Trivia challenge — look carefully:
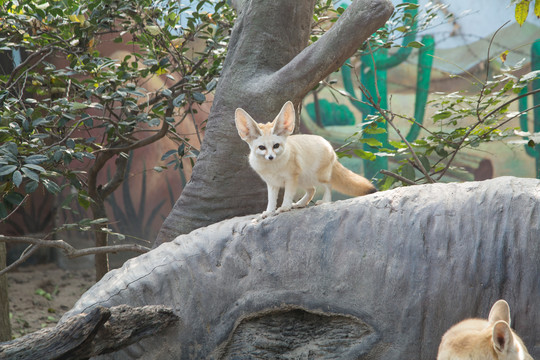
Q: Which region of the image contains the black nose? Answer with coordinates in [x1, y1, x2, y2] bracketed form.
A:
[268, 155, 274, 160]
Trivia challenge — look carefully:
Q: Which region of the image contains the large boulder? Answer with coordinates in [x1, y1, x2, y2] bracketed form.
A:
[61, 176, 540, 359]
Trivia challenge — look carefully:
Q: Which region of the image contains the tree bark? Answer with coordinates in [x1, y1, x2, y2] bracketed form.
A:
[0, 242, 11, 342]
[92, 201, 109, 281]
[0, 305, 178, 360]
[156, 0, 394, 245]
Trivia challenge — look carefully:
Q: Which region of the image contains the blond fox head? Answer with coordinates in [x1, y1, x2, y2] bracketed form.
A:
[437, 300, 533, 360]
[235, 101, 295, 161]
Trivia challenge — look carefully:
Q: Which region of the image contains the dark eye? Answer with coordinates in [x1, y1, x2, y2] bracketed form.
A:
[258, 145, 266, 150]
[273, 143, 280, 149]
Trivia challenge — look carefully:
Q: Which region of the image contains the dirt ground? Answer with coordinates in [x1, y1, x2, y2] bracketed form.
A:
[6, 263, 95, 338]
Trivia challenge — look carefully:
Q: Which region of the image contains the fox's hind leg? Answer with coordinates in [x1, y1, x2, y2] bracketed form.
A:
[316, 161, 333, 205]
[293, 187, 316, 208]
[315, 183, 332, 205]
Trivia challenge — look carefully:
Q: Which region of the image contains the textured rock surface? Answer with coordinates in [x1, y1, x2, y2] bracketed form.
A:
[62, 176, 540, 359]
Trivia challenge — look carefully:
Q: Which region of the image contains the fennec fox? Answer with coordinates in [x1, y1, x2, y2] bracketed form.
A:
[235, 101, 376, 217]
[437, 299, 533, 360]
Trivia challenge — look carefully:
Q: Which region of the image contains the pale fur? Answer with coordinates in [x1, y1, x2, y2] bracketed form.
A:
[235, 101, 376, 217]
[437, 300, 532, 360]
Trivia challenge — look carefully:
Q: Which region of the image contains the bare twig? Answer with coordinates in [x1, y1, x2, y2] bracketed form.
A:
[0, 244, 40, 277]
[5, 48, 54, 90]
[0, 235, 150, 275]
[477, 21, 510, 112]
[0, 195, 29, 223]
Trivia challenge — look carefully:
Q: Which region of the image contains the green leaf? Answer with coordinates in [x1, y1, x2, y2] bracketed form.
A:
[25, 180, 39, 193]
[0, 202, 7, 219]
[70, 102, 89, 111]
[42, 179, 61, 194]
[361, 138, 383, 147]
[78, 193, 91, 209]
[406, 41, 425, 48]
[161, 89, 172, 98]
[419, 155, 430, 173]
[206, 79, 218, 91]
[363, 126, 386, 135]
[192, 92, 206, 103]
[515, 0, 530, 26]
[21, 167, 39, 182]
[25, 154, 48, 164]
[433, 111, 452, 122]
[0, 165, 17, 176]
[389, 140, 407, 149]
[401, 164, 416, 182]
[353, 149, 376, 161]
[173, 94, 185, 107]
[32, 118, 51, 127]
[178, 143, 185, 157]
[161, 149, 177, 160]
[12, 170, 22, 187]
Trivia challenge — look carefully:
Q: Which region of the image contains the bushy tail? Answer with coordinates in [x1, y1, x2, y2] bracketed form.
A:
[331, 161, 377, 196]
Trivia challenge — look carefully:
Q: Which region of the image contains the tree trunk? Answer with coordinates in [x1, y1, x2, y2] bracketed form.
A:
[0, 305, 178, 360]
[156, 0, 394, 245]
[92, 201, 109, 281]
[0, 242, 10, 341]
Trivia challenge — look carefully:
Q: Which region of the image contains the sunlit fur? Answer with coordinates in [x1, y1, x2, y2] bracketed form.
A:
[437, 300, 533, 360]
[235, 101, 376, 218]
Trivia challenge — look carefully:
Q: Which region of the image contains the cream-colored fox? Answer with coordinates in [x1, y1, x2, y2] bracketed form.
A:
[235, 101, 376, 217]
[437, 299, 533, 360]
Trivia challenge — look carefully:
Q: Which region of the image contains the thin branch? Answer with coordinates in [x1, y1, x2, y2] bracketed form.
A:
[358, 83, 435, 183]
[0, 195, 29, 223]
[100, 153, 129, 199]
[5, 48, 53, 89]
[367, 42, 382, 105]
[477, 21, 509, 110]
[480, 88, 540, 123]
[436, 89, 540, 180]
[0, 234, 150, 275]
[0, 244, 40, 277]
[380, 169, 416, 186]
[188, 103, 203, 145]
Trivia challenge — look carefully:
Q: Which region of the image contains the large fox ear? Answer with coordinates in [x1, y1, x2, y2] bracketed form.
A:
[235, 108, 261, 142]
[488, 300, 511, 325]
[492, 321, 514, 354]
[272, 101, 295, 137]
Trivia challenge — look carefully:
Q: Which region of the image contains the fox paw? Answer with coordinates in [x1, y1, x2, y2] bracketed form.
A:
[315, 200, 328, 206]
[276, 205, 292, 213]
[260, 210, 274, 219]
[292, 202, 307, 209]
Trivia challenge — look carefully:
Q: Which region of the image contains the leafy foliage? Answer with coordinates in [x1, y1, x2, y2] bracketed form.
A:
[333, 23, 540, 189]
[0, 0, 235, 278]
[0, 0, 234, 219]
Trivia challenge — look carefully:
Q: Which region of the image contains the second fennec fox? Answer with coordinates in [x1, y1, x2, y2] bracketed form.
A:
[235, 101, 376, 217]
[437, 299, 533, 360]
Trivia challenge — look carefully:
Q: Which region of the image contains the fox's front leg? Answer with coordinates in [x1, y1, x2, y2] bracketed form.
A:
[277, 180, 297, 213]
[261, 184, 279, 218]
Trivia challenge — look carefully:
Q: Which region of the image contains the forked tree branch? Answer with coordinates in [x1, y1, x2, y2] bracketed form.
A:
[0, 235, 150, 276]
[271, 0, 394, 99]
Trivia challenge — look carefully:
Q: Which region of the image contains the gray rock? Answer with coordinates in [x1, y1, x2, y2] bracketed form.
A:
[62, 176, 540, 359]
